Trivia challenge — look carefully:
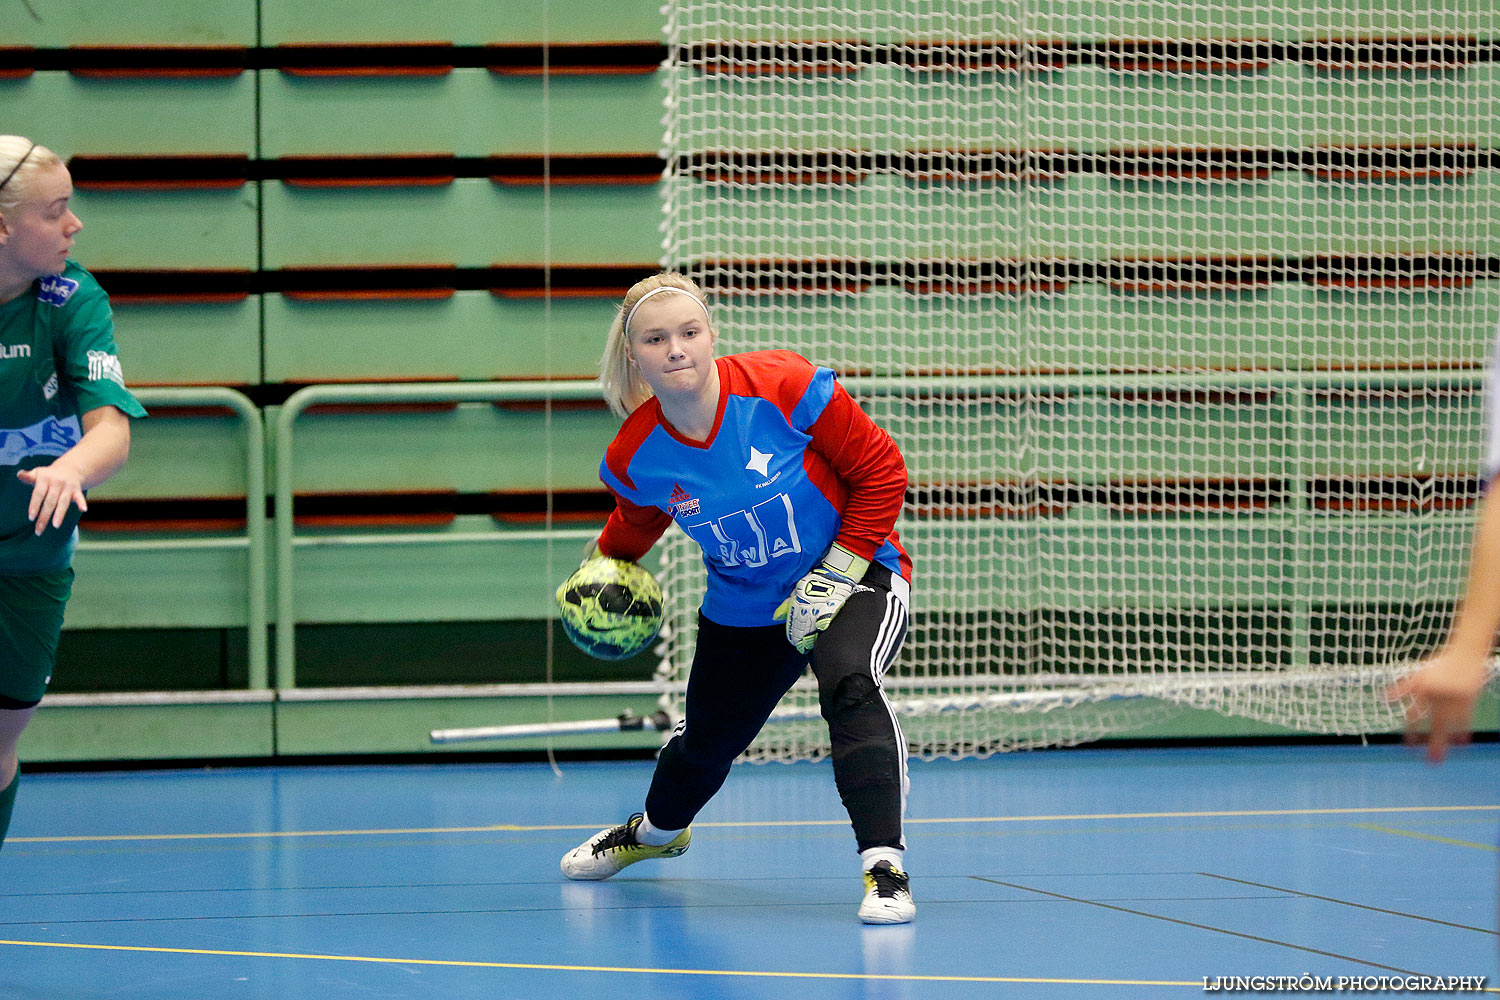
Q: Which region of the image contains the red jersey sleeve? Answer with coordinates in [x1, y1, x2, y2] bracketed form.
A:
[806, 381, 908, 562]
[597, 486, 672, 562]
[595, 402, 673, 561]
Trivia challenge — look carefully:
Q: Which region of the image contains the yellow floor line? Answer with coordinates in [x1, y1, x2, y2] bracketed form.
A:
[10, 804, 1498, 845]
[0, 938, 1197, 987]
[1352, 823, 1500, 852]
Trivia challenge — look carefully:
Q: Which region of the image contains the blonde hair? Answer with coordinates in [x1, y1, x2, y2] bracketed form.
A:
[0, 136, 63, 214]
[600, 271, 714, 419]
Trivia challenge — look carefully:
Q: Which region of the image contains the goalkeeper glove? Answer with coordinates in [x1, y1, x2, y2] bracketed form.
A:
[774, 543, 871, 654]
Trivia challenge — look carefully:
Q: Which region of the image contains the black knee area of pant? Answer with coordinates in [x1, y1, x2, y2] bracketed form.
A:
[821, 673, 899, 787]
[818, 670, 880, 721]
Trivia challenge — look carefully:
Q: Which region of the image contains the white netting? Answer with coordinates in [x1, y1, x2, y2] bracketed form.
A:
[654, 1, 1499, 759]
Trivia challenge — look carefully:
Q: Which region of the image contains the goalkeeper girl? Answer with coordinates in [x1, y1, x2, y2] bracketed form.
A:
[0, 136, 145, 850]
[558, 271, 916, 924]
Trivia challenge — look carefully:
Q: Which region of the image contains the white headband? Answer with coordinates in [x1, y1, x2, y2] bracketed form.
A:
[624, 286, 710, 334]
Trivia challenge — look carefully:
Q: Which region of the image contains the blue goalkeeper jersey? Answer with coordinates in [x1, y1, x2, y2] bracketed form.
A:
[598, 350, 909, 627]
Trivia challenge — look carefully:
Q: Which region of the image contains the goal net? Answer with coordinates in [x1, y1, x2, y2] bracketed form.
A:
[654, 2, 1498, 759]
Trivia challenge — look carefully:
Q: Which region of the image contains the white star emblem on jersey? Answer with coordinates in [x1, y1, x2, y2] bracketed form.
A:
[746, 447, 772, 477]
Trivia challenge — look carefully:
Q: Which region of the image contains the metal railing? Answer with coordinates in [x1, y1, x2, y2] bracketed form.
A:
[72, 385, 268, 692]
[272, 380, 606, 691]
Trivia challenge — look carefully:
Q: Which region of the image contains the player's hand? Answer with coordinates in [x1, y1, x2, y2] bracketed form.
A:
[775, 544, 871, 654]
[16, 463, 87, 535]
[1385, 649, 1490, 763]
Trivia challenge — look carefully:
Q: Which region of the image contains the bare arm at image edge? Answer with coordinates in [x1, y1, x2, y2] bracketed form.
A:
[1386, 488, 1500, 761]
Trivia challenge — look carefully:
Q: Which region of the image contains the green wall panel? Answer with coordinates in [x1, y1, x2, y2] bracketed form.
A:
[71, 186, 259, 271]
[1, 72, 255, 157]
[112, 299, 263, 388]
[286, 524, 643, 626]
[261, 0, 664, 44]
[262, 292, 614, 382]
[93, 411, 253, 501]
[70, 541, 253, 629]
[276, 403, 614, 494]
[261, 179, 660, 267]
[259, 70, 665, 156]
[0, 0, 254, 47]
[21, 700, 275, 763]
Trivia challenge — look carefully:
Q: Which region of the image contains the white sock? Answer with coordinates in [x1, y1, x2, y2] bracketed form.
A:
[861, 847, 905, 873]
[635, 812, 685, 847]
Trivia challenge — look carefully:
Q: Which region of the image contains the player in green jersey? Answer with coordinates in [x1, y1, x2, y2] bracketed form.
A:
[0, 136, 146, 849]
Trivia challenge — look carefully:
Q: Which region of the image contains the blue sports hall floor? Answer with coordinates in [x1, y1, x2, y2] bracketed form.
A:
[2, 743, 1496, 999]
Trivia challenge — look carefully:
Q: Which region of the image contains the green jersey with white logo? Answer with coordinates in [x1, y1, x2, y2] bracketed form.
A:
[0, 260, 145, 573]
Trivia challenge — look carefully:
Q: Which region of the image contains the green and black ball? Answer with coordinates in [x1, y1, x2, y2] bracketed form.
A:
[555, 557, 664, 661]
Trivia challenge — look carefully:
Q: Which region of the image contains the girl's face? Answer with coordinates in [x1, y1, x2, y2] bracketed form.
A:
[0, 161, 81, 286]
[627, 291, 717, 400]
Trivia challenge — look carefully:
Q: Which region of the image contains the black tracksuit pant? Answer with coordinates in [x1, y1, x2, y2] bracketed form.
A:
[643, 563, 910, 852]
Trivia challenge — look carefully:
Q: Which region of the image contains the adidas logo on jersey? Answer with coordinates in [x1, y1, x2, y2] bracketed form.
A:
[668, 483, 700, 518]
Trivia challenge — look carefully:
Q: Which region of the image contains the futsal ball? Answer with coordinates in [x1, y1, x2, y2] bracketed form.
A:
[555, 557, 664, 661]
